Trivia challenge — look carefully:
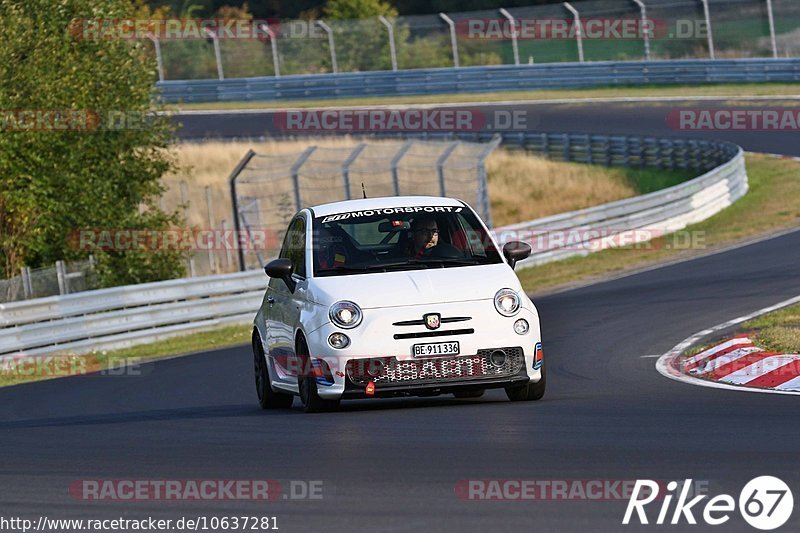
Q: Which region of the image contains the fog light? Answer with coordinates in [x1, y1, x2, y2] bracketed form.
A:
[328, 332, 350, 349]
[489, 349, 507, 368]
[366, 359, 385, 378]
[514, 319, 529, 335]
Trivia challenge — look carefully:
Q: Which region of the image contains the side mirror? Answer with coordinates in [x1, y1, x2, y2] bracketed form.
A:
[503, 241, 532, 269]
[264, 258, 296, 292]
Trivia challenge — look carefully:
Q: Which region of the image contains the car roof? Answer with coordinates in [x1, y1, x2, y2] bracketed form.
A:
[309, 196, 467, 218]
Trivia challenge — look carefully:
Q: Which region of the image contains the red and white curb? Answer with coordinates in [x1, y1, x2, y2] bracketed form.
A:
[683, 335, 800, 391]
[656, 294, 800, 396]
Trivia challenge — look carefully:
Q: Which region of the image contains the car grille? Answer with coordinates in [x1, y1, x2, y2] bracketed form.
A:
[346, 347, 524, 387]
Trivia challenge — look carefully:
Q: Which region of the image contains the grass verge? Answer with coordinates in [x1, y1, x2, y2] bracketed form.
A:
[517, 153, 800, 294]
[165, 83, 800, 111]
[741, 304, 800, 354]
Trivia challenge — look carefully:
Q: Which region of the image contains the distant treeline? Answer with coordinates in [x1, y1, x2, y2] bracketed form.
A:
[145, 0, 564, 19]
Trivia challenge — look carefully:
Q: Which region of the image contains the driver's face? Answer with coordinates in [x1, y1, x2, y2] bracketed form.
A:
[413, 223, 439, 251]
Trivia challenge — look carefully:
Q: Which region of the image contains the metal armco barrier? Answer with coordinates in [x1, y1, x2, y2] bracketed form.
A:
[157, 59, 800, 103]
[0, 133, 747, 356]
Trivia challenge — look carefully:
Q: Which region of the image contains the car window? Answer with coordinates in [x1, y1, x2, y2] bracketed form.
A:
[279, 217, 306, 278]
[312, 205, 502, 277]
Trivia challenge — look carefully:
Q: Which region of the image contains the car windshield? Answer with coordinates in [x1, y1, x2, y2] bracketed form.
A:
[312, 205, 503, 277]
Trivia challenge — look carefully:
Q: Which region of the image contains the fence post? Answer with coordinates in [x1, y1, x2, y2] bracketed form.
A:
[342, 144, 367, 200]
[205, 186, 217, 274]
[436, 142, 460, 196]
[228, 149, 257, 271]
[766, 0, 778, 59]
[378, 16, 398, 71]
[21, 266, 32, 299]
[258, 23, 281, 77]
[390, 140, 414, 195]
[316, 21, 338, 74]
[700, 0, 715, 59]
[631, 0, 651, 61]
[563, 133, 571, 161]
[178, 181, 190, 223]
[439, 13, 460, 68]
[221, 219, 233, 270]
[499, 8, 520, 66]
[290, 146, 317, 212]
[476, 134, 502, 227]
[203, 28, 224, 79]
[563, 3, 585, 63]
[146, 33, 165, 81]
[56, 260, 67, 295]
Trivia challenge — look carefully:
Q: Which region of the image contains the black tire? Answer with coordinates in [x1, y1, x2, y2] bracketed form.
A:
[505, 357, 546, 402]
[253, 333, 293, 409]
[297, 337, 340, 413]
[453, 389, 485, 399]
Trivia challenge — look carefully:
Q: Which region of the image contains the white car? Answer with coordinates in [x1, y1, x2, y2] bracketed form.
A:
[252, 196, 545, 412]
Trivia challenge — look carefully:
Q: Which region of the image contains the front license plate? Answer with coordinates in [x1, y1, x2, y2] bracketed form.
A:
[412, 341, 460, 357]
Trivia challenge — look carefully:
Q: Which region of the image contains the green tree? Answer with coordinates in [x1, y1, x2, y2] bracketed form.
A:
[0, 0, 185, 285]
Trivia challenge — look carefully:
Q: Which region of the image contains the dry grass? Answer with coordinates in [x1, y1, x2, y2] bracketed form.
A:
[163, 139, 643, 230]
[486, 149, 637, 226]
[744, 303, 800, 354]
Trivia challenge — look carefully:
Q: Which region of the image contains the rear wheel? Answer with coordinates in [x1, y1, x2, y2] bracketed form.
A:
[505, 358, 546, 402]
[253, 333, 293, 409]
[297, 337, 340, 413]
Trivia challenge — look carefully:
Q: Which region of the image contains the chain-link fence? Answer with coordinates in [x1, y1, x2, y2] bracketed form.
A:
[0, 258, 99, 304]
[229, 137, 500, 271]
[151, 0, 798, 81]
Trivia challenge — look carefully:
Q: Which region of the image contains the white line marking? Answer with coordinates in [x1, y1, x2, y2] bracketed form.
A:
[776, 376, 800, 391]
[690, 346, 763, 375]
[684, 337, 753, 367]
[718, 355, 800, 385]
[656, 294, 800, 396]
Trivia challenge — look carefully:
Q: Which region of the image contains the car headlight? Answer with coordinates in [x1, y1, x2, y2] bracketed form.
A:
[494, 288, 520, 316]
[329, 300, 363, 329]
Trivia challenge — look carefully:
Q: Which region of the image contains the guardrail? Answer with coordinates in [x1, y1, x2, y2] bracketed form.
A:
[494, 138, 746, 267]
[157, 58, 800, 103]
[0, 132, 747, 357]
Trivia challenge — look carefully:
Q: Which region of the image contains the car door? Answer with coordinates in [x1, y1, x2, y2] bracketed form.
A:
[266, 215, 309, 389]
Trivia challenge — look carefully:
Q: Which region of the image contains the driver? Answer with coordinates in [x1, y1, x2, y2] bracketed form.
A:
[409, 216, 439, 257]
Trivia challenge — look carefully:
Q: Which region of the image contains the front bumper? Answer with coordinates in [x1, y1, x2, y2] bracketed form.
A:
[341, 357, 531, 399]
[303, 300, 542, 400]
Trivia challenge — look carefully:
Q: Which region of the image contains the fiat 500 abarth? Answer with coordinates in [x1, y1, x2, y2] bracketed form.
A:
[252, 196, 545, 412]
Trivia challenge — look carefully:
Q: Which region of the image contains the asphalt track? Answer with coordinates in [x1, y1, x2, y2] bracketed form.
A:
[2, 99, 800, 532]
[174, 98, 800, 156]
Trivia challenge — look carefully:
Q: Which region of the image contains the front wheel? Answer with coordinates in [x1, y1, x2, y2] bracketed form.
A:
[505, 358, 546, 402]
[297, 337, 340, 413]
[253, 333, 293, 409]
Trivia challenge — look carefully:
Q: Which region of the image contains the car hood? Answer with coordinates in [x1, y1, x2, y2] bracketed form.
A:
[308, 263, 521, 309]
